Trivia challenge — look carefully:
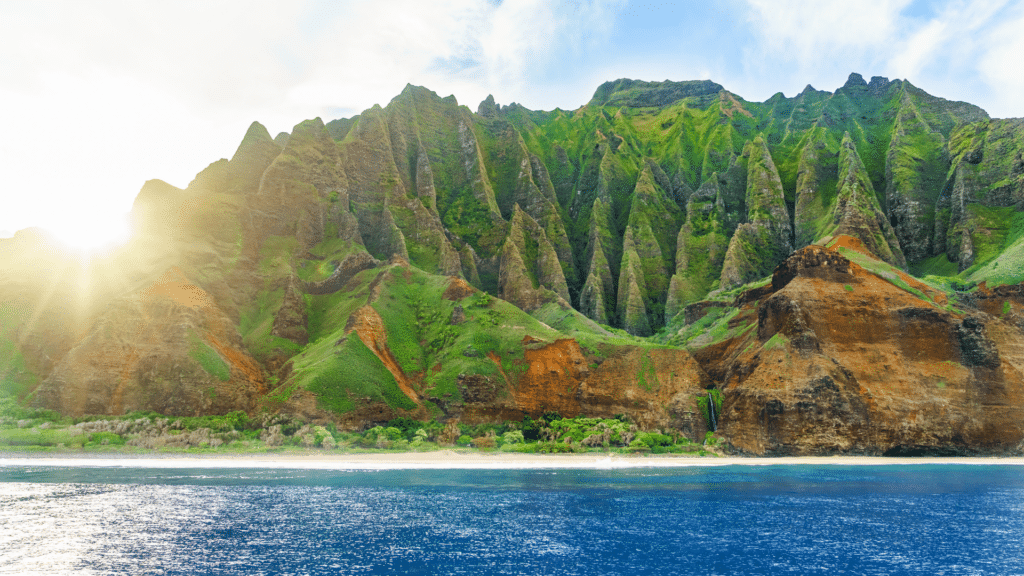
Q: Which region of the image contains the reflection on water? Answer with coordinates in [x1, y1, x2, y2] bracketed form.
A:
[2, 465, 1024, 575]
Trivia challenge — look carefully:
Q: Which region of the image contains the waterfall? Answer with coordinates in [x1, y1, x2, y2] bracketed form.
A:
[707, 391, 717, 432]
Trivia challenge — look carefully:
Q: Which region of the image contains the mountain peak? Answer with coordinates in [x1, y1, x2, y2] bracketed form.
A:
[842, 72, 868, 89]
[478, 94, 498, 117]
[589, 78, 724, 108]
[230, 121, 275, 163]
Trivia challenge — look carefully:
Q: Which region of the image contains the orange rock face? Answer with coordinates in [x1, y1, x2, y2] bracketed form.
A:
[708, 240, 1024, 455]
[33, 268, 265, 417]
[450, 338, 711, 440]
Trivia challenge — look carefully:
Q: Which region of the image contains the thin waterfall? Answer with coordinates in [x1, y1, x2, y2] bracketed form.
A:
[707, 391, 717, 432]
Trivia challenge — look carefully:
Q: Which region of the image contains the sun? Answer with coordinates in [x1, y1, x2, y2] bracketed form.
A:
[42, 212, 132, 256]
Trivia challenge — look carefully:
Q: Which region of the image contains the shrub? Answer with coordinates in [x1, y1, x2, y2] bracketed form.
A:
[627, 439, 650, 452]
[86, 432, 125, 447]
[520, 415, 541, 441]
[472, 436, 496, 449]
[502, 430, 524, 445]
[634, 431, 673, 448]
[386, 417, 424, 440]
[410, 429, 431, 449]
[439, 421, 461, 445]
[312, 425, 335, 448]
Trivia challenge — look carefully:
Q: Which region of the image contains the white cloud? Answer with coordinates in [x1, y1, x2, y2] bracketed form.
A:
[737, 0, 1023, 115]
[889, 19, 948, 79]
[0, 0, 622, 238]
[978, 4, 1024, 118]
[745, 0, 912, 65]
[3, 0, 1020, 241]
[288, 0, 625, 112]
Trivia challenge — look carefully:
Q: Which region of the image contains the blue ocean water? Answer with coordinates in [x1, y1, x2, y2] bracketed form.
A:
[2, 464, 1023, 575]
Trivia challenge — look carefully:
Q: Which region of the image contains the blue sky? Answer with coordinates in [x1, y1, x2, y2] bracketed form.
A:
[2, 0, 1023, 248]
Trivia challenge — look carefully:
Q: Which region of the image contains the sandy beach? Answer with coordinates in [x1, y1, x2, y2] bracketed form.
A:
[2, 450, 1023, 470]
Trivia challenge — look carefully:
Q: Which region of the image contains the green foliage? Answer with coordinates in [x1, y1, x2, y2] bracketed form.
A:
[966, 211, 1024, 286]
[762, 333, 790, 351]
[910, 254, 959, 278]
[0, 396, 55, 422]
[665, 305, 755, 350]
[627, 438, 650, 452]
[187, 334, 231, 382]
[502, 430, 525, 445]
[695, 389, 724, 430]
[239, 287, 305, 365]
[85, 431, 126, 447]
[0, 306, 38, 398]
[294, 335, 416, 414]
[0, 399, 718, 454]
[636, 353, 659, 392]
[837, 247, 934, 303]
[421, 292, 557, 399]
[0, 427, 89, 448]
[370, 267, 453, 374]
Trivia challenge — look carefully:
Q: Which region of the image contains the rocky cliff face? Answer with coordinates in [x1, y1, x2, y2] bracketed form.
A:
[3, 73, 1023, 454]
[33, 268, 266, 417]
[686, 237, 1024, 455]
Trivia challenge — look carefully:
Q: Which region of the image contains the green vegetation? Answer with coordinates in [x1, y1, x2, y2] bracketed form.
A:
[965, 210, 1024, 286]
[910, 254, 959, 278]
[636, 354, 659, 392]
[0, 305, 37, 398]
[837, 246, 933, 303]
[188, 333, 231, 382]
[295, 335, 416, 414]
[762, 333, 790, 351]
[695, 389, 724, 429]
[0, 402, 721, 456]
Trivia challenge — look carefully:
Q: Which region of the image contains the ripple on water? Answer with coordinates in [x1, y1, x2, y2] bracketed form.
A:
[2, 465, 1024, 575]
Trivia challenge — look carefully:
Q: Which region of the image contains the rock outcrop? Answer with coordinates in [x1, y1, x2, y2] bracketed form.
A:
[702, 240, 1024, 455]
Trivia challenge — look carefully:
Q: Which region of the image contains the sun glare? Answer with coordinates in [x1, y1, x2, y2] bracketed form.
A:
[42, 213, 132, 256]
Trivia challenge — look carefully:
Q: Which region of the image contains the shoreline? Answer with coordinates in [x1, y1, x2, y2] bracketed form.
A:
[2, 450, 1023, 470]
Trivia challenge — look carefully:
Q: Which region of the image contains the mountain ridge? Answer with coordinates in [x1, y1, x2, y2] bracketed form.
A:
[2, 72, 1023, 455]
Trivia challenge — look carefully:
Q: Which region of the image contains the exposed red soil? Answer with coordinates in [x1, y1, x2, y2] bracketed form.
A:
[348, 305, 421, 405]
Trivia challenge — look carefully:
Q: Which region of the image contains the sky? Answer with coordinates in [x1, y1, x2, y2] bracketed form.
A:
[2, 0, 1023, 248]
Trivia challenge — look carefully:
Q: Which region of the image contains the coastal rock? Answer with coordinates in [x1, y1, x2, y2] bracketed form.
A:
[710, 241, 1024, 455]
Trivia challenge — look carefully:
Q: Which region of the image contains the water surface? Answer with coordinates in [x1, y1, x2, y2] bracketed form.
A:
[2, 464, 1023, 575]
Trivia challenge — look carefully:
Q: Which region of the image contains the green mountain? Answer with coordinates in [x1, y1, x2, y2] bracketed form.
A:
[3, 73, 1024, 455]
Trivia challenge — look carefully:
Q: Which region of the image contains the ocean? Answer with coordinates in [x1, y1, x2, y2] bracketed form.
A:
[2, 462, 1023, 575]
